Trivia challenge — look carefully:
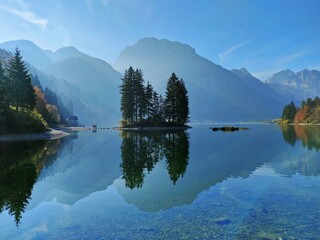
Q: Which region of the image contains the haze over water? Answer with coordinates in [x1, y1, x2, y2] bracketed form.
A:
[0, 125, 320, 239]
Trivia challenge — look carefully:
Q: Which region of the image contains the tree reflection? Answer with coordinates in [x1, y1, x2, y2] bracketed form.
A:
[281, 125, 320, 151]
[120, 130, 189, 189]
[0, 137, 72, 226]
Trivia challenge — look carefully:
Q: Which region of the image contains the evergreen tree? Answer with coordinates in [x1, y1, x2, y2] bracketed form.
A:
[0, 61, 8, 109]
[145, 81, 154, 118]
[176, 79, 189, 124]
[120, 67, 135, 123]
[164, 73, 179, 122]
[164, 73, 189, 124]
[152, 90, 160, 120]
[7, 48, 36, 111]
[282, 101, 297, 121]
[133, 69, 146, 121]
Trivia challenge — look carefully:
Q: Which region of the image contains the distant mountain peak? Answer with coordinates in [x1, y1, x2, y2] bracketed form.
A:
[55, 46, 80, 54]
[232, 68, 252, 76]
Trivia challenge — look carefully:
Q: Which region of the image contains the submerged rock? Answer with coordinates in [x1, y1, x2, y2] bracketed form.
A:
[213, 216, 232, 225]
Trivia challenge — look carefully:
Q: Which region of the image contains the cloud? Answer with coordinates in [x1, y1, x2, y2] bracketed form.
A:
[0, 0, 48, 29]
[278, 50, 311, 65]
[219, 38, 252, 62]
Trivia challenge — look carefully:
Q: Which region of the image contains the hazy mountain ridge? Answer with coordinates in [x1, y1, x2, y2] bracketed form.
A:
[115, 37, 285, 121]
[266, 69, 320, 101]
[3, 37, 318, 123]
[0, 40, 122, 125]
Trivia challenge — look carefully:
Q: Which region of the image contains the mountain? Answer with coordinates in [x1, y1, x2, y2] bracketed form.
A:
[0, 40, 52, 69]
[115, 38, 285, 122]
[0, 40, 122, 125]
[265, 69, 320, 101]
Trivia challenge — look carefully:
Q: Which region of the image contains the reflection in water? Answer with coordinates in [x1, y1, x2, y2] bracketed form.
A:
[0, 137, 73, 226]
[120, 131, 189, 189]
[274, 125, 320, 176]
[281, 124, 320, 150]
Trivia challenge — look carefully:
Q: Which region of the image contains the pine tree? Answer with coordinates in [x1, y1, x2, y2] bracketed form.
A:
[164, 73, 179, 122]
[282, 101, 297, 121]
[120, 67, 135, 123]
[152, 90, 160, 120]
[145, 81, 154, 119]
[0, 61, 8, 109]
[164, 73, 189, 124]
[175, 79, 189, 124]
[7, 48, 36, 111]
[133, 69, 146, 122]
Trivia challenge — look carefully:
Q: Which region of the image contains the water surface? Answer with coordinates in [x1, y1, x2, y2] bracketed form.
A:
[1, 125, 320, 239]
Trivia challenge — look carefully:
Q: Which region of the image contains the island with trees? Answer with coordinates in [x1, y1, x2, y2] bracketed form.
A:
[119, 66, 190, 129]
[0, 48, 74, 136]
[280, 97, 320, 124]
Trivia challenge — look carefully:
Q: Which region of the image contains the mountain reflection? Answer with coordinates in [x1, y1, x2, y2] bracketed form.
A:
[0, 137, 73, 226]
[120, 130, 189, 189]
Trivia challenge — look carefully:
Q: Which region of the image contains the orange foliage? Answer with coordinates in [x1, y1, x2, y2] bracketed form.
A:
[294, 106, 309, 124]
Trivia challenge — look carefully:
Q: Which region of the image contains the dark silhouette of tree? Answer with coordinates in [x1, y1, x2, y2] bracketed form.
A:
[281, 125, 296, 147]
[7, 48, 36, 111]
[164, 131, 189, 184]
[133, 69, 146, 121]
[0, 61, 9, 110]
[282, 101, 297, 121]
[145, 81, 153, 119]
[120, 67, 135, 123]
[164, 73, 189, 124]
[120, 130, 189, 188]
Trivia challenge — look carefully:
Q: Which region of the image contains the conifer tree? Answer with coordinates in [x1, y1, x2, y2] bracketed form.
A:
[164, 73, 189, 124]
[0, 61, 8, 109]
[164, 73, 179, 122]
[7, 48, 36, 111]
[176, 79, 189, 124]
[120, 67, 135, 123]
[145, 81, 154, 118]
[133, 69, 146, 121]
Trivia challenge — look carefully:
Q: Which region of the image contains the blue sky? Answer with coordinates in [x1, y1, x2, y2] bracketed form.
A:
[0, 0, 319, 79]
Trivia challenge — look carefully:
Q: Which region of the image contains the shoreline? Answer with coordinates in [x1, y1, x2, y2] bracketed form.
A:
[0, 129, 70, 142]
[113, 126, 191, 131]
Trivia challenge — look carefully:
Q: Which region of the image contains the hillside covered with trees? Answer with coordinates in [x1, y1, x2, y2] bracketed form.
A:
[281, 97, 320, 124]
[0, 48, 73, 135]
[120, 67, 189, 128]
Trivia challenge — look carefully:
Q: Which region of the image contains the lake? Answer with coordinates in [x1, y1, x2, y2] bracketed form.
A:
[1, 124, 320, 239]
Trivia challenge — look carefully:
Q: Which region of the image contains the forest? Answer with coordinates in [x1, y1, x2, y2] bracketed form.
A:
[281, 97, 320, 124]
[0, 48, 73, 134]
[120, 67, 189, 128]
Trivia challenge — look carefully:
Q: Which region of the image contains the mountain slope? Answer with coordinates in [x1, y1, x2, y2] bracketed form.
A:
[265, 69, 320, 101]
[0, 40, 52, 69]
[115, 38, 285, 122]
[0, 41, 122, 125]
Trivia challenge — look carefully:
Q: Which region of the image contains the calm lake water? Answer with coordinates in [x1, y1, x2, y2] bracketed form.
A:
[1, 124, 320, 239]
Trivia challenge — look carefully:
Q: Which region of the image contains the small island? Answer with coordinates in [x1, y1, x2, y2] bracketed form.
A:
[118, 67, 190, 130]
[279, 97, 320, 125]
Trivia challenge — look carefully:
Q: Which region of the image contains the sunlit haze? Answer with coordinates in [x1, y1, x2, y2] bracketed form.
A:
[0, 0, 319, 79]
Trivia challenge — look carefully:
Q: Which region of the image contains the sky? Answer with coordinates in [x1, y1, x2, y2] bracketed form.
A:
[0, 0, 319, 79]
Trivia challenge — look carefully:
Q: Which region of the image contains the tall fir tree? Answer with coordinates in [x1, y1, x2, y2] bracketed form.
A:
[145, 81, 154, 118]
[176, 79, 189, 124]
[164, 73, 189, 124]
[120, 66, 135, 123]
[164, 73, 179, 122]
[133, 69, 146, 121]
[7, 48, 36, 111]
[0, 61, 8, 109]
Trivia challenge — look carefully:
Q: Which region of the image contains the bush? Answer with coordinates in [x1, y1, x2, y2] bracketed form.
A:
[0, 108, 48, 135]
